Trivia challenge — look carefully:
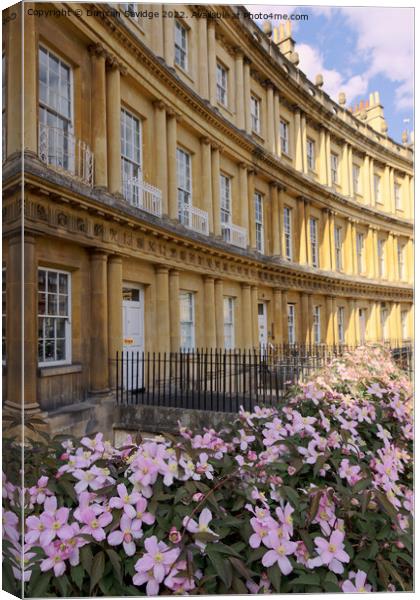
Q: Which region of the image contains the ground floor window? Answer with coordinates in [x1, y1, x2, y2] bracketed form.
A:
[287, 303, 295, 344]
[401, 310, 408, 340]
[337, 306, 345, 344]
[223, 297, 235, 349]
[179, 291, 195, 351]
[313, 305, 321, 344]
[38, 268, 71, 365]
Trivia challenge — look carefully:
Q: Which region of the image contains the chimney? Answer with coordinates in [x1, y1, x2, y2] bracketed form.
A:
[273, 21, 296, 61]
[352, 91, 388, 134]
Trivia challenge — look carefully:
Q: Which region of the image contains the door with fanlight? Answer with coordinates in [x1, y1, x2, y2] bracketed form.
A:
[122, 284, 144, 390]
[258, 302, 268, 346]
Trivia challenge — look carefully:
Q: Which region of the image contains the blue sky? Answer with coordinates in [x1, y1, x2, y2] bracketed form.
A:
[246, 5, 414, 143]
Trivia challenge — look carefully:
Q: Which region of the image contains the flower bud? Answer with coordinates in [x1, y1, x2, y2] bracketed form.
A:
[288, 466, 296, 476]
[169, 527, 182, 544]
[192, 492, 204, 502]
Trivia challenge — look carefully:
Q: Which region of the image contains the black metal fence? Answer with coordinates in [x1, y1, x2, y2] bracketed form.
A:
[114, 344, 350, 412]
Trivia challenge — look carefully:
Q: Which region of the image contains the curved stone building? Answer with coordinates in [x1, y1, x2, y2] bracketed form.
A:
[2, 3, 413, 427]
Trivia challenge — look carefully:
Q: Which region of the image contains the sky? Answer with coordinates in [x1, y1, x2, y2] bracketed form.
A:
[245, 4, 414, 144]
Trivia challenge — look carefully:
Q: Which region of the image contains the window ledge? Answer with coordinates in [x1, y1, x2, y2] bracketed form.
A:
[38, 363, 82, 377]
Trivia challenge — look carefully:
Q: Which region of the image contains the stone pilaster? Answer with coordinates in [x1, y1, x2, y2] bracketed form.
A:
[90, 251, 109, 394]
[201, 137, 213, 232]
[266, 83, 275, 153]
[214, 279, 224, 348]
[270, 183, 280, 256]
[244, 58, 252, 134]
[163, 7, 174, 67]
[211, 144, 221, 236]
[300, 292, 309, 344]
[251, 286, 259, 347]
[301, 113, 308, 174]
[90, 45, 108, 187]
[167, 111, 178, 220]
[154, 102, 168, 213]
[294, 109, 303, 171]
[203, 276, 216, 348]
[198, 18, 209, 99]
[273, 288, 283, 343]
[298, 197, 308, 264]
[23, 4, 37, 154]
[207, 21, 217, 105]
[241, 284, 252, 348]
[234, 50, 245, 129]
[107, 256, 123, 387]
[156, 266, 170, 354]
[246, 167, 255, 249]
[106, 62, 122, 195]
[169, 270, 180, 352]
[7, 6, 22, 157]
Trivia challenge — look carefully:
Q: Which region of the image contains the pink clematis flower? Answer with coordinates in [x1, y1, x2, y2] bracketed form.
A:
[132, 496, 155, 529]
[309, 529, 350, 574]
[28, 476, 53, 505]
[3, 510, 19, 543]
[342, 570, 373, 593]
[262, 530, 297, 575]
[26, 505, 73, 547]
[40, 542, 68, 577]
[339, 459, 362, 486]
[183, 508, 218, 551]
[133, 535, 180, 594]
[195, 453, 214, 480]
[108, 514, 142, 556]
[109, 483, 142, 518]
[79, 507, 112, 541]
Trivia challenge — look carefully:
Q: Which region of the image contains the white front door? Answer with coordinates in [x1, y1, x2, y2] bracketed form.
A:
[258, 302, 268, 346]
[122, 284, 144, 390]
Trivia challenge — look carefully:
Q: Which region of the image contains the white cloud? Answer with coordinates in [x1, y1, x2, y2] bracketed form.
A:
[296, 43, 369, 105]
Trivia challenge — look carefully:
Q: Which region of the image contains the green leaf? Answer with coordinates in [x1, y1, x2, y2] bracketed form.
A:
[228, 556, 253, 580]
[205, 541, 241, 558]
[30, 572, 52, 597]
[55, 573, 70, 596]
[282, 485, 300, 507]
[106, 548, 123, 585]
[353, 478, 372, 493]
[70, 564, 85, 590]
[57, 477, 77, 502]
[291, 573, 321, 586]
[90, 551, 105, 593]
[80, 543, 93, 573]
[207, 547, 233, 589]
[267, 564, 282, 592]
[307, 491, 322, 524]
[231, 576, 248, 594]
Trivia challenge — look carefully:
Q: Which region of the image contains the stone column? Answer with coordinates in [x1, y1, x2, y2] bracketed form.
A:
[239, 163, 249, 232]
[266, 83, 275, 153]
[207, 21, 217, 105]
[156, 266, 170, 354]
[163, 7, 174, 67]
[198, 18, 209, 99]
[383, 165, 390, 212]
[211, 145, 221, 236]
[5, 236, 40, 413]
[407, 237, 414, 283]
[326, 296, 335, 345]
[371, 227, 378, 279]
[244, 58, 252, 134]
[106, 62, 122, 195]
[273, 288, 283, 343]
[298, 197, 307, 264]
[241, 284, 253, 348]
[235, 50, 245, 129]
[344, 218, 354, 274]
[319, 128, 327, 185]
[369, 158, 375, 206]
[348, 145, 354, 198]
[389, 168, 395, 214]
[300, 292, 309, 344]
[349, 299, 358, 346]
[321, 208, 331, 270]
[393, 303, 402, 344]
[247, 167, 255, 249]
[169, 270, 180, 352]
[301, 113, 308, 174]
[214, 279, 224, 348]
[203, 277, 216, 348]
[23, 5, 37, 154]
[329, 211, 336, 271]
[342, 144, 349, 196]
[325, 132, 332, 187]
[201, 137, 213, 231]
[274, 91, 281, 156]
[278, 185, 285, 258]
[294, 109, 303, 171]
[107, 255, 123, 387]
[152, 11, 164, 57]
[270, 183, 280, 256]
[90, 251, 109, 394]
[281, 291, 288, 344]
[251, 286, 259, 347]
[153, 101, 168, 213]
[387, 234, 396, 281]
[167, 111, 178, 220]
[308, 294, 314, 344]
[363, 155, 371, 205]
[6, 6, 22, 157]
[90, 45, 108, 187]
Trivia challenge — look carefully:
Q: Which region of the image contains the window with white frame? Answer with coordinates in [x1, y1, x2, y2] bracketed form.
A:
[331, 153, 339, 184]
[334, 225, 343, 270]
[223, 297, 235, 349]
[356, 232, 365, 273]
[38, 46, 73, 170]
[352, 164, 361, 195]
[174, 20, 188, 70]
[216, 63, 228, 106]
[250, 95, 261, 133]
[284, 206, 292, 260]
[287, 304, 295, 344]
[374, 174, 382, 203]
[280, 120, 289, 154]
[220, 174, 231, 239]
[394, 183, 402, 210]
[307, 138, 315, 170]
[337, 306, 345, 344]
[313, 306, 321, 344]
[397, 241, 405, 280]
[121, 108, 142, 197]
[38, 268, 71, 365]
[380, 306, 388, 340]
[255, 192, 264, 253]
[176, 148, 192, 226]
[401, 310, 408, 340]
[179, 292, 195, 350]
[377, 238, 385, 277]
[309, 217, 319, 267]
